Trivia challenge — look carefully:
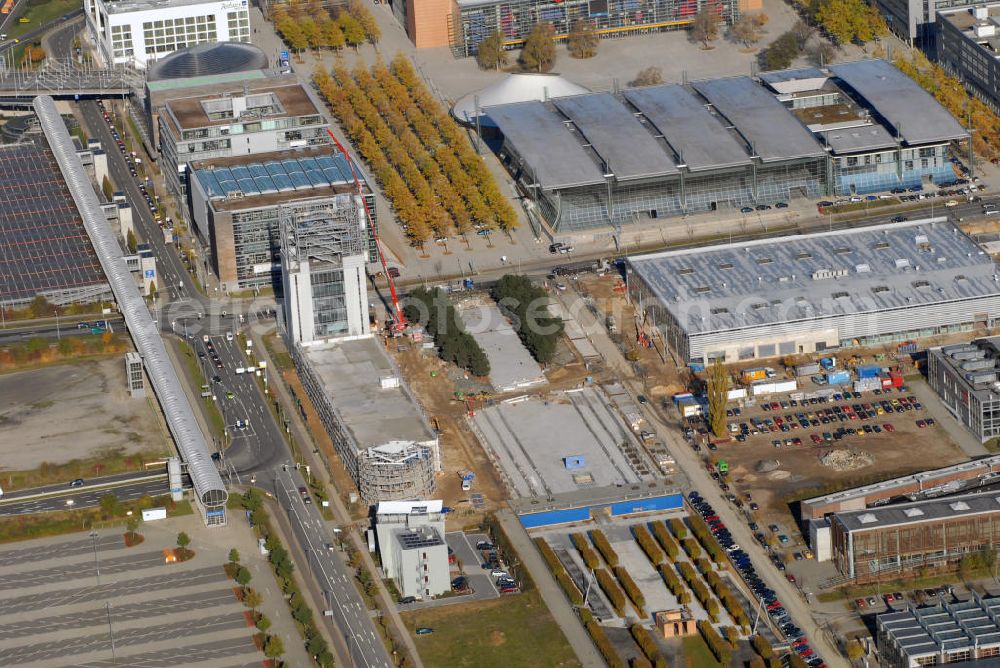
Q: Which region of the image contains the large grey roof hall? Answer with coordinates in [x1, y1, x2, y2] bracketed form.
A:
[829, 59, 968, 145]
[691, 76, 826, 162]
[552, 93, 678, 181]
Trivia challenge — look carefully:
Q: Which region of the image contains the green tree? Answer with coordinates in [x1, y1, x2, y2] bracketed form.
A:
[691, 4, 721, 48]
[319, 17, 345, 50]
[126, 228, 137, 253]
[102, 174, 113, 201]
[300, 16, 319, 49]
[763, 31, 802, 70]
[263, 635, 285, 659]
[567, 20, 598, 58]
[236, 566, 252, 587]
[99, 493, 122, 518]
[28, 295, 53, 318]
[176, 531, 191, 549]
[256, 614, 272, 632]
[519, 22, 555, 72]
[292, 600, 313, 625]
[707, 359, 729, 438]
[307, 633, 329, 658]
[228, 548, 241, 564]
[125, 515, 140, 540]
[476, 31, 507, 71]
[241, 488, 263, 513]
[244, 587, 263, 610]
[339, 13, 366, 50]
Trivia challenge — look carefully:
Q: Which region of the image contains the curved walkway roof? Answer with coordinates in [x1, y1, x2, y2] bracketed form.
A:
[34, 95, 228, 511]
[452, 73, 589, 126]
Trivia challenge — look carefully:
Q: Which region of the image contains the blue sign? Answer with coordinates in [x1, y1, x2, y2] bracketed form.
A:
[144, 269, 155, 278]
[280, 51, 289, 61]
[206, 508, 225, 518]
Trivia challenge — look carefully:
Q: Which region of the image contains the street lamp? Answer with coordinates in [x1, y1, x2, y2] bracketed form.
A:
[89, 530, 101, 585]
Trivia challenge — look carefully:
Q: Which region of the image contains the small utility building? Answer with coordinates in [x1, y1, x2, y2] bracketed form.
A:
[374, 501, 449, 600]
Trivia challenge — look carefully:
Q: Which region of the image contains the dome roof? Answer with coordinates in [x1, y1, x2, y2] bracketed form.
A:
[452, 73, 590, 126]
[146, 42, 268, 82]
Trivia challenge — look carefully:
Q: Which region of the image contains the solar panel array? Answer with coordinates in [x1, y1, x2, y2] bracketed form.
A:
[194, 153, 356, 199]
[0, 140, 106, 304]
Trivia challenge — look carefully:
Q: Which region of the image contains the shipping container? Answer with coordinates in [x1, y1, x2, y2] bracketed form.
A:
[742, 367, 768, 382]
[881, 377, 894, 388]
[897, 341, 918, 354]
[727, 388, 747, 401]
[827, 370, 851, 385]
[672, 392, 694, 405]
[857, 365, 880, 379]
[854, 377, 881, 392]
[795, 362, 821, 377]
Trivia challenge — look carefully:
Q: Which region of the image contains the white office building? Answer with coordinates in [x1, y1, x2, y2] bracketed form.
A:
[374, 501, 450, 600]
[280, 201, 370, 345]
[85, 0, 251, 67]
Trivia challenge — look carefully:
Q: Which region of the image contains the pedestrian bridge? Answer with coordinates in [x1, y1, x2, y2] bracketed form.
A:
[0, 60, 136, 98]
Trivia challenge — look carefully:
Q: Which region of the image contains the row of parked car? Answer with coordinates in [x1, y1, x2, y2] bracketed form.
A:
[688, 491, 827, 668]
[478, 540, 519, 594]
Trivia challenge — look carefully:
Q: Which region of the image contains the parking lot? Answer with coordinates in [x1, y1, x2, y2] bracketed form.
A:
[0, 525, 265, 667]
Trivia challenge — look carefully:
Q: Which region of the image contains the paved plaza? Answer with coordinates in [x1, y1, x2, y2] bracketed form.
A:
[0, 519, 268, 667]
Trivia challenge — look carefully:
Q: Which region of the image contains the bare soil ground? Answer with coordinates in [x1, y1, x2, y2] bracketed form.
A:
[0, 358, 170, 473]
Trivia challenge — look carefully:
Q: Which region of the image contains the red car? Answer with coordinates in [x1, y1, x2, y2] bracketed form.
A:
[811, 434, 823, 444]
[767, 600, 783, 610]
[856, 598, 867, 608]
[883, 423, 895, 432]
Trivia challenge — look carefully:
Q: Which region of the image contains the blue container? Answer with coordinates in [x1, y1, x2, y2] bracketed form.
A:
[689, 362, 705, 372]
[857, 365, 880, 379]
[827, 370, 850, 385]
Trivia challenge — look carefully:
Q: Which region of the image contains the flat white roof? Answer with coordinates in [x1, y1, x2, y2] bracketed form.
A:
[376, 500, 443, 515]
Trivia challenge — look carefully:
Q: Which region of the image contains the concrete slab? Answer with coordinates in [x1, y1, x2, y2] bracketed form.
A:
[614, 538, 675, 618]
[456, 301, 546, 393]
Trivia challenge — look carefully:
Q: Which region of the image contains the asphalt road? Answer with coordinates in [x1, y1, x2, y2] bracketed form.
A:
[274, 467, 394, 668]
[0, 478, 176, 516]
[0, 315, 123, 344]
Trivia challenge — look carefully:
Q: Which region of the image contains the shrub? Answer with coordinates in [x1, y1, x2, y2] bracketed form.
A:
[584, 618, 625, 668]
[697, 620, 731, 664]
[632, 524, 664, 565]
[631, 656, 652, 668]
[657, 563, 691, 604]
[631, 623, 662, 663]
[681, 538, 701, 560]
[534, 538, 583, 605]
[595, 568, 627, 616]
[724, 625, 740, 648]
[590, 529, 619, 568]
[571, 533, 601, 570]
[403, 287, 490, 376]
[752, 634, 773, 659]
[614, 566, 646, 617]
[668, 517, 687, 540]
[651, 521, 679, 560]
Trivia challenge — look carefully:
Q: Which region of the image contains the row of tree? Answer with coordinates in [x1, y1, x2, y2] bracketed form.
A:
[314, 57, 517, 243]
[533, 537, 584, 605]
[893, 50, 1000, 159]
[580, 608, 626, 668]
[402, 287, 490, 376]
[491, 274, 564, 364]
[271, 0, 378, 52]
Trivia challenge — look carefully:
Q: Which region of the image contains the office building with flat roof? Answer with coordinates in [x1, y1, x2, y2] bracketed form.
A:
[626, 218, 1000, 364]
[294, 337, 440, 503]
[929, 338, 1000, 443]
[878, 594, 1000, 667]
[938, 4, 1000, 113]
[85, 0, 250, 67]
[374, 501, 450, 599]
[485, 60, 966, 234]
[187, 146, 376, 290]
[830, 491, 1000, 582]
[157, 79, 331, 201]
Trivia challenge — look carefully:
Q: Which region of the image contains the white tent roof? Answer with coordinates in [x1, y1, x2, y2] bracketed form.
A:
[452, 73, 589, 126]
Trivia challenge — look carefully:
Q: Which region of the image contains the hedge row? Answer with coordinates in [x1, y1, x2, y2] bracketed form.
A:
[687, 513, 727, 565]
[583, 616, 625, 668]
[752, 633, 774, 659]
[697, 620, 732, 664]
[657, 563, 691, 604]
[681, 538, 701, 560]
[571, 533, 600, 570]
[533, 538, 583, 606]
[591, 530, 619, 568]
[789, 653, 809, 668]
[668, 517, 687, 540]
[724, 625, 740, 648]
[631, 623, 663, 664]
[631, 656, 652, 668]
[694, 557, 712, 575]
[596, 567, 627, 616]
[614, 566, 646, 617]
[632, 524, 664, 565]
[705, 570, 750, 630]
[678, 562, 720, 622]
[651, 521, 679, 560]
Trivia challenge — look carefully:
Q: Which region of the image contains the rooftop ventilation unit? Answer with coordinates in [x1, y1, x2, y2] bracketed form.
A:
[950, 501, 971, 511]
[858, 513, 878, 524]
[903, 508, 924, 517]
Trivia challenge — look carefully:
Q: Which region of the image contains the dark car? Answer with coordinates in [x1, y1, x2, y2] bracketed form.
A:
[740, 206, 754, 214]
[400, 596, 417, 604]
[775, 202, 789, 208]
[70, 478, 85, 487]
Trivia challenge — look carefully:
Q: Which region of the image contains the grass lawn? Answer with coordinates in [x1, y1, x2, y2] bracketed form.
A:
[8, 0, 81, 40]
[681, 634, 723, 668]
[399, 591, 579, 668]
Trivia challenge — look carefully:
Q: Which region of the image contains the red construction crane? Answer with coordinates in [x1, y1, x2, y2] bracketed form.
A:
[324, 128, 406, 334]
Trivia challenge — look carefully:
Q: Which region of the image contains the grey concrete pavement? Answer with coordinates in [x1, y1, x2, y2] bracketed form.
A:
[908, 377, 989, 458]
[496, 510, 606, 668]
